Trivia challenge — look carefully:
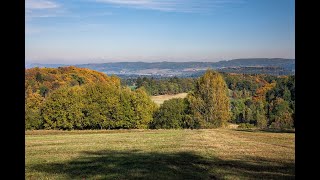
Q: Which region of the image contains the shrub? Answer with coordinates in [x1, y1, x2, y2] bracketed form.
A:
[150, 98, 188, 129]
[238, 123, 255, 129]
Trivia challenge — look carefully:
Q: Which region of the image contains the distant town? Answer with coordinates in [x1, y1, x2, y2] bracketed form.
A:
[26, 58, 295, 78]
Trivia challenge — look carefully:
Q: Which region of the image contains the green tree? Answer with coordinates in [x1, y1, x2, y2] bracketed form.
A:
[39, 85, 49, 97]
[151, 98, 188, 129]
[230, 99, 245, 123]
[41, 86, 84, 130]
[254, 101, 267, 128]
[246, 109, 255, 123]
[25, 87, 44, 130]
[81, 83, 120, 129]
[269, 98, 294, 129]
[187, 70, 231, 128]
[132, 87, 157, 129]
[35, 72, 44, 83]
[283, 87, 291, 102]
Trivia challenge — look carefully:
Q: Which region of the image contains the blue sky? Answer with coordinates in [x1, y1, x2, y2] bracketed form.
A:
[25, 0, 295, 64]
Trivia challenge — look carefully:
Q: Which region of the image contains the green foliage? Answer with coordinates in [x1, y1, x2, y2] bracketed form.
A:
[187, 70, 231, 128]
[133, 87, 158, 129]
[25, 109, 43, 130]
[151, 98, 189, 129]
[254, 101, 268, 128]
[41, 86, 84, 130]
[38, 82, 157, 130]
[223, 73, 264, 94]
[134, 77, 196, 95]
[25, 89, 44, 130]
[238, 123, 255, 129]
[35, 72, 44, 83]
[230, 99, 246, 123]
[227, 73, 294, 131]
[39, 85, 49, 97]
[269, 98, 294, 129]
[26, 66, 157, 130]
[25, 66, 295, 131]
[71, 74, 85, 85]
[266, 76, 295, 129]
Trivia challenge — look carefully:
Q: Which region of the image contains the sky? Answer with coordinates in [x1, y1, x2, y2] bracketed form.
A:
[25, 0, 295, 64]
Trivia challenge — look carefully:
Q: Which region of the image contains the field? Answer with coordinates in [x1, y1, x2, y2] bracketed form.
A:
[26, 128, 295, 179]
[151, 93, 188, 105]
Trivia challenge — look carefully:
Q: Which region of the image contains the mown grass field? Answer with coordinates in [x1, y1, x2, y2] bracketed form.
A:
[151, 93, 188, 105]
[25, 128, 294, 179]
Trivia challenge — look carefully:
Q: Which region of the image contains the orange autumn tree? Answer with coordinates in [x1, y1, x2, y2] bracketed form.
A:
[253, 82, 276, 102]
[25, 66, 120, 96]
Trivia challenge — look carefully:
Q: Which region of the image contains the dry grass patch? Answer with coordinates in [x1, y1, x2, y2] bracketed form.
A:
[150, 93, 188, 105]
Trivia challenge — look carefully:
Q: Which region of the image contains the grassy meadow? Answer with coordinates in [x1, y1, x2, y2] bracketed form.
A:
[151, 93, 188, 105]
[26, 128, 294, 179]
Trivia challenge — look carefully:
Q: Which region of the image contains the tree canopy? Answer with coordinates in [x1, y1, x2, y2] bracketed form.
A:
[25, 67, 295, 131]
[187, 70, 231, 128]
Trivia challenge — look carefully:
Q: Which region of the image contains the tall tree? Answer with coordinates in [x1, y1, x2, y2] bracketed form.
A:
[132, 87, 157, 129]
[254, 101, 267, 128]
[187, 70, 231, 128]
[269, 97, 294, 129]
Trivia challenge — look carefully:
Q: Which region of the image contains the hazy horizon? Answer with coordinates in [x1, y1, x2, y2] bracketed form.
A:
[26, 0, 295, 64]
[25, 57, 295, 65]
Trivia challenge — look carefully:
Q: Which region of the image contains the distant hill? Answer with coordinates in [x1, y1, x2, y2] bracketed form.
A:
[216, 66, 292, 76]
[26, 58, 295, 76]
[214, 58, 294, 69]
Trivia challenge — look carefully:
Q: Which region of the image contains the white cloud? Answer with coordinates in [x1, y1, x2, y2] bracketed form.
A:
[96, 0, 177, 11]
[98, 0, 153, 5]
[96, 0, 244, 13]
[26, 0, 60, 10]
[26, 0, 63, 20]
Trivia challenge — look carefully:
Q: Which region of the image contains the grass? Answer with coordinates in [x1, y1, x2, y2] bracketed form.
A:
[150, 93, 188, 105]
[26, 128, 294, 179]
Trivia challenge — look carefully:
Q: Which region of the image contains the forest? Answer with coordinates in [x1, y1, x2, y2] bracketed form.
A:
[25, 66, 295, 130]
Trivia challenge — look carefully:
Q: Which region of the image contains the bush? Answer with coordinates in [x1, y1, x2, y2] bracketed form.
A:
[40, 84, 158, 130]
[150, 98, 189, 129]
[238, 123, 255, 129]
[25, 109, 43, 130]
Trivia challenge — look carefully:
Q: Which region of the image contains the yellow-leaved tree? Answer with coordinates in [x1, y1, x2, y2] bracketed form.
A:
[187, 69, 231, 128]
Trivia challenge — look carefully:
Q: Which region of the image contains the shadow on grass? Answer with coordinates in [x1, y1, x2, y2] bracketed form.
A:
[29, 150, 294, 179]
[234, 128, 295, 133]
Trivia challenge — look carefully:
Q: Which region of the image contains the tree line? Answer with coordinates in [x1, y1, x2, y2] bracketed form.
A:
[151, 70, 230, 129]
[25, 67, 156, 130]
[151, 73, 295, 130]
[26, 67, 295, 130]
[122, 76, 196, 95]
